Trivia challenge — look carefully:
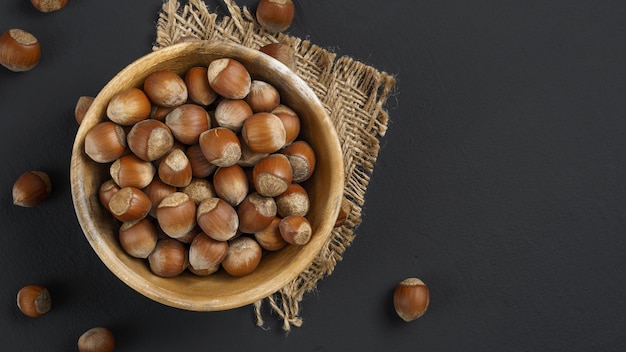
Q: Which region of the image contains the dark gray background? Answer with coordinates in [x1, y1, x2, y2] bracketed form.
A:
[1, 0, 625, 351]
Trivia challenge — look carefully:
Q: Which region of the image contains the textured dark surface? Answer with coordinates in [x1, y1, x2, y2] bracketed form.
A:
[2, 1, 626, 351]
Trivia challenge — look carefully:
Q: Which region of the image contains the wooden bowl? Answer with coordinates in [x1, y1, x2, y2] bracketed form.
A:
[70, 41, 344, 311]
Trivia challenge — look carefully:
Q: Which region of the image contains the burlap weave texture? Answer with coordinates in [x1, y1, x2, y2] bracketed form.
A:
[153, 0, 396, 331]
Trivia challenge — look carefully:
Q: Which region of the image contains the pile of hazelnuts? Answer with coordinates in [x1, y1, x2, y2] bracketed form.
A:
[84, 51, 319, 279]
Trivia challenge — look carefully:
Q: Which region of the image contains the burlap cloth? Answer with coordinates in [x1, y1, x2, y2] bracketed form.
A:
[153, 0, 396, 331]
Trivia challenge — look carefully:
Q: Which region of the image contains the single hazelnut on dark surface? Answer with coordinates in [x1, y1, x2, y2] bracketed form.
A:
[0, 29, 41, 72]
[74, 96, 94, 125]
[256, 0, 295, 33]
[16, 285, 51, 318]
[12, 171, 52, 207]
[393, 278, 430, 322]
[77, 327, 115, 352]
[31, 0, 67, 13]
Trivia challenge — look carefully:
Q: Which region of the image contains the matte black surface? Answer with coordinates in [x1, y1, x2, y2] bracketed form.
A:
[1, 1, 626, 351]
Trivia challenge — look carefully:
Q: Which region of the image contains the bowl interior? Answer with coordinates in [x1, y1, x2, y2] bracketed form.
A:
[70, 41, 344, 311]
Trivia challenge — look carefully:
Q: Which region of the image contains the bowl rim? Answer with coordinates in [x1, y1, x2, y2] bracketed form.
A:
[70, 40, 344, 311]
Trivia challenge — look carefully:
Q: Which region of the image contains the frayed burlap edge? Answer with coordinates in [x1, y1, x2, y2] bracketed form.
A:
[153, 0, 396, 332]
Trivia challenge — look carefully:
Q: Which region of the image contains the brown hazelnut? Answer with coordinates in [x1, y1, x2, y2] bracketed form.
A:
[156, 192, 197, 239]
[259, 43, 296, 71]
[98, 180, 120, 213]
[252, 153, 292, 197]
[245, 80, 280, 113]
[148, 238, 189, 277]
[214, 99, 253, 132]
[150, 105, 175, 122]
[334, 197, 351, 228]
[74, 96, 94, 125]
[106, 87, 152, 126]
[77, 327, 115, 352]
[256, 0, 295, 33]
[272, 104, 300, 145]
[196, 197, 239, 241]
[119, 218, 158, 258]
[143, 70, 188, 107]
[393, 278, 430, 322]
[207, 58, 251, 99]
[127, 119, 174, 161]
[31, 0, 67, 12]
[279, 214, 312, 245]
[237, 134, 268, 167]
[84, 121, 127, 163]
[198, 127, 242, 167]
[188, 232, 228, 272]
[158, 149, 192, 187]
[241, 112, 286, 154]
[275, 183, 309, 217]
[165, 104, 211, 145]
[110, 154, 155, 189]
[142, 177, 176, 218]
[184, 66, 218, 106]
[221, 236, 262, 277]
[186, 144, 218, 178]
[16, 285, 51, 318]
[12, 171, 52, 207]
[108, 186, 151, 222]
[0, 29, 41, 72]
[213, 164, 249, 206]
[282, 140, 316, 183]
[237, 192, 277, 234]
[254, 216, 288, 251]
[180, 178, 215, 204]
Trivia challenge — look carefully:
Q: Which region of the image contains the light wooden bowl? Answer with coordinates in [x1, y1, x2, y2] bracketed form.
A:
[70, 41, 344, 311]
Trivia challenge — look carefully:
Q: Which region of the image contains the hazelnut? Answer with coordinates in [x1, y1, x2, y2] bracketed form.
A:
[165, 104, 211, 145]
[275, 183, 309, 217]
[158, 149, 192, 187]
[156, 192, 197, 239]
[16, 285, 51, 318]
[98, 180, 120, 212]
[237, 192, 277, 233]
[245, 80, 280, 113]
[198, 127, 242, 167]
[256, 0, 295, 33]
[110, 154, 155, 189]
[186, 144, 217, 178]
[180, 178, 215, 204]
[221, 236, 262, 277]
[196, 197, 239, 241]
[119, 218, 158, 258]
[184, 66, 218, 106]
[84, 121, 127, 163]
[108, 186, 151, 222]
[106, 87, 152, 126]
[241, 112, 286, 154]
[142, 177, 176, 218]
[0, 29, 41, 72]
[237, 134, 269, 167]
[74, 96, 94, 125]
[213, 164, 249, 206]
[150, 105, 175, 122]
[31, 0, 67, 12]
[254, 216, 288, 251]
[77, 327, 115, 352]
[214, 99, 253, 132]
[282, 140, 316, 183]
[272, 104, 300, 145]
[259, 43, 296, 71]
[334, 197, 351, 228]
[127, 119, 174, 161]
[279, 215, 312, 245]
[207, 58, 251, 99]
[188, 232, 228, 272]
[143, 70, 188, 107]
[148, 238, 189, 277]
[252, 153, 292, 197]
[12, 171, 52, 207]
[393, 278, 430, 322]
